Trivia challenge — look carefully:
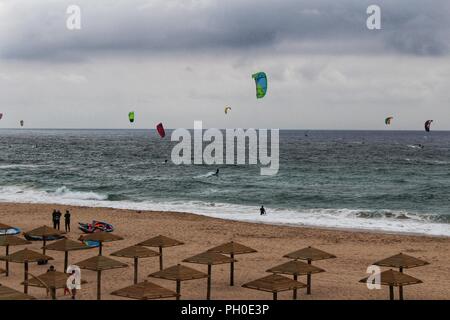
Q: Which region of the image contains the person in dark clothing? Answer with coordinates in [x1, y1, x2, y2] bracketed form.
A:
[260, 206, 266, 215]
[52, 210, 58, 229]
[54, 210, 62, 230]
[212, 168, 219, 177]
[64, 210, 71, 232]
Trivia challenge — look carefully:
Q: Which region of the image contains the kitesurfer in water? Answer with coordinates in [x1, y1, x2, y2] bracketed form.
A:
[213, 168, 219, 177]
[260, 206, 266, 215]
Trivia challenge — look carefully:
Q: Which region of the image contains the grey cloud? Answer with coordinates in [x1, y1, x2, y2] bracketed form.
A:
[0, 0, 449, 62]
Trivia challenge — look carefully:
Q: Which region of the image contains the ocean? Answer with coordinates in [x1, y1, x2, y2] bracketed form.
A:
[0, 129, 449, 236]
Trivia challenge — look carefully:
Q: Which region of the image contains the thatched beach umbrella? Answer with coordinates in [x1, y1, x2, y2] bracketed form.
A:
[373, 252, 429, 300]
[183, 252, 236, 300]
[75, 255, 127, 300]
[267, 260, 325, 299]
[0, 235, 31, 276]
[0, 248, 53, 294]
[79, 232, 124, 256]
[111, 245, 160, 284]
[21, 270, 87, 300]
[24, 225, 64, 255]
[284, 246, 336, 294]
[242, 274, 307, 300]
[208, 241, 257, 286]
[359, 269, 422, 300]
[138, 235, 184, 271]
[111, 280, 178, 300]
[0, 284, 35, 300]
[43, 238, 92, 272]
[149, 264, 208, 300]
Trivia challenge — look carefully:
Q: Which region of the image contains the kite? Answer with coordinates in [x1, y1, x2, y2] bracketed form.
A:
[385, 117, 393, 125]
[128, 112, 135, 123]
[156, 123, 165, 138]
[20, 120, 24, 127]
[224, 107, 231, 114]
[0, 113, 3, 120]
[425, 120, 433, 132]
[252, 72, 267, 99]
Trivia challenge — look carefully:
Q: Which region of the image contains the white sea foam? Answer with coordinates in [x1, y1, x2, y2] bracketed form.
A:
[0, 164, 45, 169]
[0, 185, 449, 237]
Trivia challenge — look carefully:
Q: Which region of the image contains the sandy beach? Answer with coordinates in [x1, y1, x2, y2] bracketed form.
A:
[0, 202, 449, 300]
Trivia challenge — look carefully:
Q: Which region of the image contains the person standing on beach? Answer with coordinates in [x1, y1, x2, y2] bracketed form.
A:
[260, 206, 266, 215]
[54, 210, 62, 230]
[64, 210, 71, 232]
[52, 210, 58, 229]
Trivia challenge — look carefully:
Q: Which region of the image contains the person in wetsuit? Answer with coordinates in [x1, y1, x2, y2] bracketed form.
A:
[260, 206, 266, 215]
[64, 210, 71, 232]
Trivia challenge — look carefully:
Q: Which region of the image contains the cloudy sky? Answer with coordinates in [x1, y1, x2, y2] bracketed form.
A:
[0, 0, 449, 129]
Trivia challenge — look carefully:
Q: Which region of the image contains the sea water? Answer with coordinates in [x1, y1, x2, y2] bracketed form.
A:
[0, 129, 449, 236]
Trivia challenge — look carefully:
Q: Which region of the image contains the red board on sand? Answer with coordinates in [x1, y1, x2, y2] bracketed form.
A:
[157, 123, 165, 138]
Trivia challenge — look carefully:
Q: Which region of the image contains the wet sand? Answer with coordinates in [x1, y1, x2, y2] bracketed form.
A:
[0, 203, 449, 300]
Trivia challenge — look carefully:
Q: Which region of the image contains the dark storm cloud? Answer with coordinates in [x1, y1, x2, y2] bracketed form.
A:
[0, 0, 449, 61]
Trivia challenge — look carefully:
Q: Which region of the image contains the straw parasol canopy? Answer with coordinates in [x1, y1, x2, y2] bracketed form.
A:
[137, 235, 184, 271]
[79, 232, 124, 256]
[21, 270, 87, 300]
[23, 225, 65, 255]
[283, 246, 336, 294]
[111, 245, 160, 284]
[0, 248, 53, 294]
[75, 255, 128, 300]
[374, 253, 430, 271]
[267, 260, 325, 299]
[0, 284, 35, 300]
[284, 246, 336, 261]
[373, 252, 429, 300]
[149, 264, 208, 300]
[0, 235, 31, 276]
[208, 241, 257, 286]
[359, 269, 422, 300]
[43, 238, 92, 272]
[242, 274, 307, 300]
[111, 280, 178, 300]
[183, 251, 236, 300]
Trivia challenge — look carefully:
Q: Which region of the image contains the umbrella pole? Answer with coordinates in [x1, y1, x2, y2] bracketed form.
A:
[398, 267, 403, 300]
[389, 285, 394, 300]
[51, 287, 56, 300]
[64, 251, 69, 272]
[97, 270, 102, 300]
[134, 257, 138, 284]
[176, 280, 181, 300]
[24, 262, 29, 294]
[207, 264, 212, 300]
[159, 247, 163, 270]
[230, 253, 234, 286]
[273, 292, 277, 300]
[293, 274, 298, 300]
[306, 259, 312, 295]
[5, 245, 9, 277]
[99, 242, 103, 256]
